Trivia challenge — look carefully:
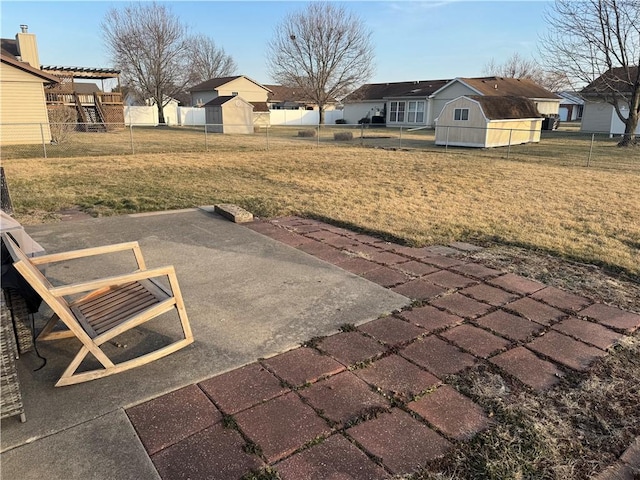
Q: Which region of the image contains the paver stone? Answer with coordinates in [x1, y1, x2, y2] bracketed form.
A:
[391, 279, 448, 301]
[475, 310, 544, 342]
[431, 293, 492, 318]
[505, 297, 565, 326]
[552, 317, 624, 350]
[408, 385, 490, 440]
[199, 363, 289, 414]
[127, 384, 222, 455]
[275, 434, 390, 480]
[488, 273, 545, 295]
[490, 347, 562, 391]
[317, 331, 386, 366]
[354, 354, 440, 400]
[347, 408, 452, 475]
[398, 305, 464, 332]
[451, 263, 503, 279]
[400, 336, 476, 377]
[151, 424, 264, 480]
[234, 392, 331, 463]
[461, 284, 519, 306]
[423, 270, 477, 289]
[527, 330, 607, 372]
[580, 304, 640, 333]
[358, 316, 426, 346]
[299, 371, 389, 427]
[261, 347, 345, 388]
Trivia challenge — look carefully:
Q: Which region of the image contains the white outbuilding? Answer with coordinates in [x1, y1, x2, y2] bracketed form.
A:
[435, 95, 543, 148]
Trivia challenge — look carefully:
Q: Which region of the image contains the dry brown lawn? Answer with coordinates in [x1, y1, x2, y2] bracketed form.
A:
[3, 146, 639, 277]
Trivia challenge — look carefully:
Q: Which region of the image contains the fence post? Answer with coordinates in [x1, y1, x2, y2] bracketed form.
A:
[360, 122, 364, 146]
[587, 133, 594, 167]
[507, 129, 513, 160]
[204, 125, 208, 152]
[129, 123, 135, 154]
[317, 124, 320, 147]
[399, 126, 403, 148]
[40, 123, 47, 158]
[266, 125, 270, 151]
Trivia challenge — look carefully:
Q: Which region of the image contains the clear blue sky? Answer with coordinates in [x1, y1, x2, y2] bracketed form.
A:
[1, 1, 551, 85]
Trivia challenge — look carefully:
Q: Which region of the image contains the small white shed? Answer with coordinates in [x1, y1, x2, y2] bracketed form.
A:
[204, 95, 254, 134]
[435, 95, 543, 148]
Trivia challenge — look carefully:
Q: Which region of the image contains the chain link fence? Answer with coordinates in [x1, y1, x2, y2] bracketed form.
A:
[1, 122, 637, 171]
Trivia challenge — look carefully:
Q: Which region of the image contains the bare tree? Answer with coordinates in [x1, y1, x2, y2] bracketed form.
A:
[266, 2, 374, 124]
[188, 34, 237, 85]
[102, 2, 192, 125]
[541, 0, 640, 146]
[484, 53, 571, 92]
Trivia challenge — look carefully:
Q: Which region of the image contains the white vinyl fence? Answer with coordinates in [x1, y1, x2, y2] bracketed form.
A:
[269, 109, 343, 125]
[124, 103, 180, 126]
[124, 106, 344, 127]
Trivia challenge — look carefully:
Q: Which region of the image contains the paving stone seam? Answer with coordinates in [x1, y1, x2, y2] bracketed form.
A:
[188, 383, 277, 468]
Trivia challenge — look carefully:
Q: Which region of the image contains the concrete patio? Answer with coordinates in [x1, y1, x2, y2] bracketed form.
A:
[0, 209, 408, 478]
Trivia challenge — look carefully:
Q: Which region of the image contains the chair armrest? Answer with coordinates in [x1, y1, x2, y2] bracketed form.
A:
[49, 266, 176, 297]
[30, 242, 147, 270]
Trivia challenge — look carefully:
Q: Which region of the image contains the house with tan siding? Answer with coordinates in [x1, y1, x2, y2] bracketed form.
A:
[0, 49, 59, 145]
[1, 26, 123, 140]
[190, 76, 271, 108]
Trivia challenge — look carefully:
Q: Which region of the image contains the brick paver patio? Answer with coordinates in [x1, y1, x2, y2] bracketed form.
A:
[125, 216, 640, 479]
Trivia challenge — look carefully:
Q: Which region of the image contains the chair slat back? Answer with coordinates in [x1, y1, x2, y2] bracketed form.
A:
[1, 233, 81, 333]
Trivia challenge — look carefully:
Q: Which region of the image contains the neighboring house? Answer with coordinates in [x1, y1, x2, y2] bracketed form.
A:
[1, 26, 124, 136]
[343, 76, 560, 128]
[0, 52, 59, 145]
[204, 96, 255, 134]
[190, 76, 271, 107]
[557, 92, 584, 122]
[263, 84, 338, 111]
[343, 79, 449, 125]
[435, 95, 542, 148]
[580, 66, 640, 136]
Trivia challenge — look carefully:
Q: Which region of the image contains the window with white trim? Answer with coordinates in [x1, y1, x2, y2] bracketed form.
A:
[389, 100, 425, 123]
[454, 108, 469, 121]
[407, 101, 425, 123]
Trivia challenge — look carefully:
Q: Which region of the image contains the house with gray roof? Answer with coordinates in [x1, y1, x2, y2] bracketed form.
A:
[580, 66, 640, 136]
[343, 76, 560, 128]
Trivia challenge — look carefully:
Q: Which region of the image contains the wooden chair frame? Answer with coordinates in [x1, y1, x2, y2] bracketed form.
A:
[1, 233, 193, 387]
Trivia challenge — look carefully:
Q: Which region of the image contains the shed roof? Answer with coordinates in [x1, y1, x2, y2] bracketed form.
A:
[453, 77, 559, 99]
[250, 102, 269, 112]
[203, 96, 255, 109]
[467, 95, 542, 120]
